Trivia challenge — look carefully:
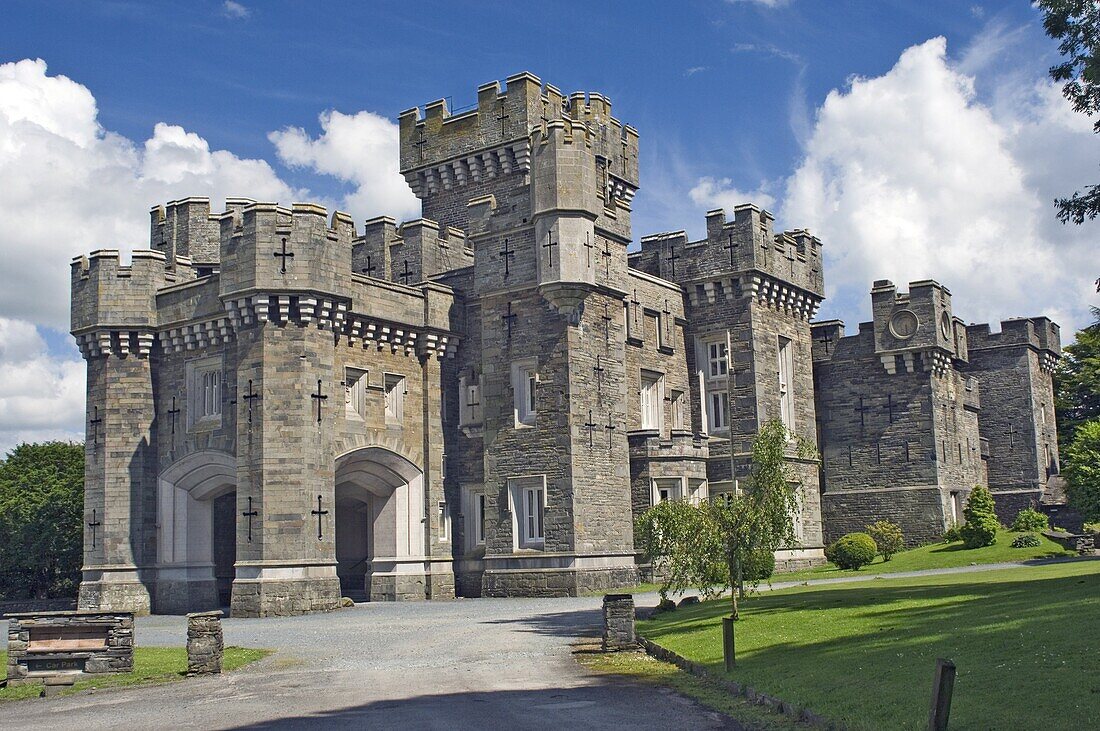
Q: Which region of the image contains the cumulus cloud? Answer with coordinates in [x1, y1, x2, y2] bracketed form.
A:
[222, 1, 250, 20]
[690, 177, 777, 213]
[269, 110, 420, 223]
[781, 36, 1099, 335]
[0, 318, 85, 456]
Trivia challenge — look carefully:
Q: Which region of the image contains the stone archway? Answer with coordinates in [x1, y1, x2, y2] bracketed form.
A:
[334, 446, 427, 601]
[155, 451, 237, 613]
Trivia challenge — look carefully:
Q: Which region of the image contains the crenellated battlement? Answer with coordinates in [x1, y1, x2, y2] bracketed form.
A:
[966, 317, 1062, 357]
[150, 197, 222, 269]
[869, 279, 968, 371]
[632, 205, 824, 299]
[71, 249, 170, 349]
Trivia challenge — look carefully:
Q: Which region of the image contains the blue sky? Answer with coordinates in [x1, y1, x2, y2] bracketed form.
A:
[0, 0, 1096, 452]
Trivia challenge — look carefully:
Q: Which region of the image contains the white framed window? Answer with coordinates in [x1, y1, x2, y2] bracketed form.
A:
[778, 336, 795, 432]
[708, 391, 729, 431]
[474, 492, 486, 545]
[512, 359, 538, 427]
[707, 341, 728, 380]
[459, 374, 482, 425]
[186, 357, 223, 429]
[652, 477, 683, 505]
[384, 373, 405, 423]
[437, 501, 450, 542]
[509, 477, 545, 549]
[640, 370, 663, 431]
[670, 389, 686, 430]
[345, 367, 367, 420]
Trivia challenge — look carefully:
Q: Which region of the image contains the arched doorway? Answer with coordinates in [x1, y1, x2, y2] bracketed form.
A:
[334, 446, 426, 601]
[155, 451, 237, 613]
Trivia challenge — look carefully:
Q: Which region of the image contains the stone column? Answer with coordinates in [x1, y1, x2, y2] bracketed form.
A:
[186, 611, 224, 675]
[602, 593, 636, 651]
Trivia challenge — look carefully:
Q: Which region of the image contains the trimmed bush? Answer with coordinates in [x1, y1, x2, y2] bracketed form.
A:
[865, 520, 904, 561]
[961, 485, 1000, 549]
[942, 525, 962, 543]
[1011, 533, 1042, 548]
[741, 547, 776, 581]
[1011, 507, 1049, 533]
[827, 532, 878, 570]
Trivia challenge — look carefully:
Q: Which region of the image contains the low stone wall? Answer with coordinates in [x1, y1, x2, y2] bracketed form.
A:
[636, 634, 837, 729]
[482, 566, 639, 598]
[186, 611, 223, 675]
[0, 598, 77, 616]
[6, 611, 134, 686]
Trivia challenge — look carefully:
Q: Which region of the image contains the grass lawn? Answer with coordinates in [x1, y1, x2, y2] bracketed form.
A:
[0, 646, 270, 702]
[576, 643, 802, 730]
[638, 560, 1100, 730]
[773, 528, 1074, 583]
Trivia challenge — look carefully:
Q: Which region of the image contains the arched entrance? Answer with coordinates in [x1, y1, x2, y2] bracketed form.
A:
[155, 451, 237, 613]
[334, 446, 426, 601]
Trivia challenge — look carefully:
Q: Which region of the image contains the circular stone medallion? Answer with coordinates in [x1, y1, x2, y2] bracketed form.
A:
[940, 312, 952, 339]
[888, 310, 919, 340]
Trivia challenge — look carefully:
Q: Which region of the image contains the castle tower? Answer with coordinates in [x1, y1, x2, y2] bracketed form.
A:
[813, 280, 984, 544]
[964, 317, 1062, 521]
[71, 249, 168, 613]
[629, 206, 828, 569]
[400, 73, 643, 594]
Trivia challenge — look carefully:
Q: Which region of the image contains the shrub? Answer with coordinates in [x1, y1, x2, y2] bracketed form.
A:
[1011, 532, 1042, 548]
[740, 547, 776, 581]
[865, 520, 904, 561]
[961, 485, 1000, 549]
[1011, 507, 1049, 533]
[942, 525, 962, 542]
[1064, 419, 1100, 523]
[827, 532, 878, 570]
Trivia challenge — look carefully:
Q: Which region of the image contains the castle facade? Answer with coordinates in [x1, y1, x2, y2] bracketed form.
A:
[71, 73, 1060, 616]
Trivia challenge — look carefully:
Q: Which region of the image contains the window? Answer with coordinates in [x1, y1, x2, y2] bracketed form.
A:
[437, 502, 450, 542]
[778, 336, 795, 432]
[640, 370, 663, 430]
[384, 374, 405, 423]
[646, 314, 659, 348]
[512, 360, 538, 427]
[670, 390, 686, 430]
[708, 341, 728, 379]
[509, 477, 546, 549]
[186, 357, 223, 428]
[474, 492, 486, 545]
[708, 392, 729, 431]
[687, 479, 707, 504]
[653, 477, 683, 504]
[459, 374, 482, 425]
[345, 367, 367, 419]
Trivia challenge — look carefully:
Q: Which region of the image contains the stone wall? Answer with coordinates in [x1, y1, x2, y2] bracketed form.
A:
[6, 611, 133, 685]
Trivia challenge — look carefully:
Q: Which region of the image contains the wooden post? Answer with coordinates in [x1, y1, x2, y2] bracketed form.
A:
[927, 658, 956, 731]
[722, 616, 736, 671]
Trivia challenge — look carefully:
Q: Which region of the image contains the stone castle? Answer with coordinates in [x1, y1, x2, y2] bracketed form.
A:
[71, 72, 1062, 617]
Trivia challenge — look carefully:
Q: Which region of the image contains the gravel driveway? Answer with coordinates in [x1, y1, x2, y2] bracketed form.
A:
[0, 596, 735, 730]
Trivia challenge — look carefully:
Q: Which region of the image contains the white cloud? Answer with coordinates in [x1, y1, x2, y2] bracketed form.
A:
[222, 1, 250, 20]
[726, 0, 791, 7]
[0, 317, 85, 457]
[690, 177, 777, 213]
[781, 36, 1099, 335]
[269, 110, 420, 223]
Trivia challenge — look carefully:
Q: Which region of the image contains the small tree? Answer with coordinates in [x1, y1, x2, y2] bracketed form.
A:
[1063, 419, 1100, 522]
[0, 442, 85, 599]
[865, 520, 904, 561]
[1010, 507, 1049, 533]
[960, 484, 1000, 549]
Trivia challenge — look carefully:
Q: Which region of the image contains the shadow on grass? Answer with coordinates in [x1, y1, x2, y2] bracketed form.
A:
[640, 565, 1100, 730]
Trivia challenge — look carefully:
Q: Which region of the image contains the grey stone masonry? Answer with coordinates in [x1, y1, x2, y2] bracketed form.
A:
[814, 281, 987, 545]
[71, 70, 1064, 613]
[602, 594, 637, 651]
[6, 611, 133, 686]
[186, 611, 223, 675]
[963, 318, 1061, 522]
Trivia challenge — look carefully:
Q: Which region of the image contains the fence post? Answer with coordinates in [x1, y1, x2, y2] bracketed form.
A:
[927, 658, 956, 731]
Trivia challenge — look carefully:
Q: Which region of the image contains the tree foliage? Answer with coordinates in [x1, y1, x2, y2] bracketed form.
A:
[1063, 418, 1100, 522]
[0, 442, 85, 599]
[865, 520, 904, 561]
[1037, 0, 1100, 224]
[961, 484, 1000, 549]
[1054, 308, 1100, 447]
[827, 532, 878, 570]
[635, 420, 814, 619]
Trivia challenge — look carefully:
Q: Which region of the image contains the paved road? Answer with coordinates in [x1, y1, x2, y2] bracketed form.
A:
[0, 596, 736, 730]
